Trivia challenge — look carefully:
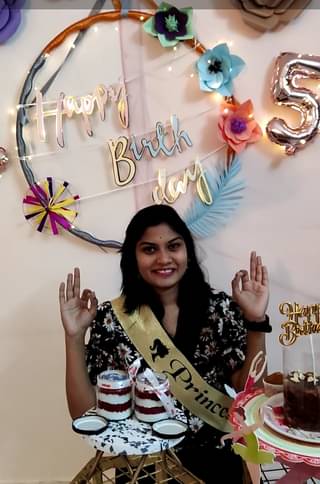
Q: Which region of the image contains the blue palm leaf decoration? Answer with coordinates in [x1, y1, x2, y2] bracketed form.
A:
[184, 157, 245, 238]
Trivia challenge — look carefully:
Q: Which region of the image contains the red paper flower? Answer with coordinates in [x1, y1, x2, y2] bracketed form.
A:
[218, 100, 262, 154]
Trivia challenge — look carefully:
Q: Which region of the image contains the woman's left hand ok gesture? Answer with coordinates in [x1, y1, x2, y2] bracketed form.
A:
[231, 251, 269, 322]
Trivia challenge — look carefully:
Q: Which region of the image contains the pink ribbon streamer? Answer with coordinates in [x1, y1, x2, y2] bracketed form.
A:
[119, 7, 153, 211]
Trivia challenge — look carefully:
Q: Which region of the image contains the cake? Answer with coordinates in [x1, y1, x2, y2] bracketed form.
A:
[283, 370, 320, 431]
[134, 373, 171, 423]
[97, 370, 132, 421]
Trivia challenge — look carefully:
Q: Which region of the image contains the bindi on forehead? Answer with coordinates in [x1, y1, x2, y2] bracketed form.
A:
[138, 224, 182, 245]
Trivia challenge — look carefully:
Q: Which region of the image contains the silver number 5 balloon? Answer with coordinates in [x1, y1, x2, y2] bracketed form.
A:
[266, 52, 320, 155]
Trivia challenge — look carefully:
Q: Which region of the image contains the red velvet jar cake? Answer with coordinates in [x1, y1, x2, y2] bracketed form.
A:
[97, 370, 132, 421]
[134, 373, 171, 423]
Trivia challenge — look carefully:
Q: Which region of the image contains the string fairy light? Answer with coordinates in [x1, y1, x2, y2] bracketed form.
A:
[17, 103, 224, 163]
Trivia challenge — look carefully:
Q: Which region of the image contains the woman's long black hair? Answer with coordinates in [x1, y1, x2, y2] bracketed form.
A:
[120, 205, 212, 335]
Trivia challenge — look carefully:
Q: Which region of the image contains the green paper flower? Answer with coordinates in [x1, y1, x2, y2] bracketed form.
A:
[143, 2, 193, 48]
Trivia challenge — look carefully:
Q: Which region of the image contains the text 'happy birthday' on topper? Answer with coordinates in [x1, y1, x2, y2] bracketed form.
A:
[279, 302, 320, 346]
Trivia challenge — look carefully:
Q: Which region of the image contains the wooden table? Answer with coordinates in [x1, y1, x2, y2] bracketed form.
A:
[70, 411, 204, 483]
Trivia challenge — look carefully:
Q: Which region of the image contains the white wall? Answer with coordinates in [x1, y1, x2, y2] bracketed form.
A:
[1, 2, 319, 482]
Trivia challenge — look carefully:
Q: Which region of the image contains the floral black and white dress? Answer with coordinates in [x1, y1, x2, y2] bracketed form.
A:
[86, 290, 248, 482]
[86, 291, 247, 484]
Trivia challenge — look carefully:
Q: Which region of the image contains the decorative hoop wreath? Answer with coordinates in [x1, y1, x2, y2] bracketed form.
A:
[17, 0, 248, 250]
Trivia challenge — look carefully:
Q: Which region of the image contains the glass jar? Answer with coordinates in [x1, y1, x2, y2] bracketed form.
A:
[134, 372, 171, 423]
[97, 370, 132, 421]
[283, 334, 320, 431]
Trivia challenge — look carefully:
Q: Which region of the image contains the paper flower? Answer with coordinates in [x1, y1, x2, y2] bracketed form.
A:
[197, 43, 245, 96]
[0, 0, 25, 44]
[0, 147, 8, 174]
[143, 2, 193, 48]
[234, 0, 310, 32]
[23, 177, 79, 235]
[218, 100, 262, 153]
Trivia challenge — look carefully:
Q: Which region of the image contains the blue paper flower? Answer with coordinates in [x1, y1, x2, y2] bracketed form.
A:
[196, 43, 245, 96]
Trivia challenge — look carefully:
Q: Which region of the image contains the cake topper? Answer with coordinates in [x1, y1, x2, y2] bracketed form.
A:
[279, 302, 320, 346]
[222, 351, 274, 484]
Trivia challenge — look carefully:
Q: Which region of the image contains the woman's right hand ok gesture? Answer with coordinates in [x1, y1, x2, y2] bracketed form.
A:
[59, 267, 98, 338]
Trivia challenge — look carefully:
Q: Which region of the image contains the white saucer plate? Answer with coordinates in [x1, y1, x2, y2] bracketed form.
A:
[72, 414, 108, 435]
[152, 419, 188, 439]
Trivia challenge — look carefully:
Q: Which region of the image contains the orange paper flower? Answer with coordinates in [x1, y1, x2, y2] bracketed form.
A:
[218, 100, 262, 154]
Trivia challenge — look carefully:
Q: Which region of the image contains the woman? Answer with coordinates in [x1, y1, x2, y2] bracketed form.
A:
[59, 204, 270, 483]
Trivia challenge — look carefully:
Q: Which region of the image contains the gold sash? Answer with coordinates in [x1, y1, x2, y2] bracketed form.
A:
[112, 296, 232, 433]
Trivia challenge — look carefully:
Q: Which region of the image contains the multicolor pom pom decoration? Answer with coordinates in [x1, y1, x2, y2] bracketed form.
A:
[23, 177, 79, 235]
